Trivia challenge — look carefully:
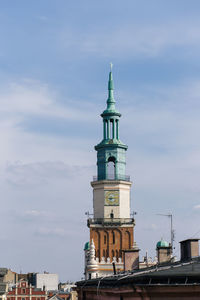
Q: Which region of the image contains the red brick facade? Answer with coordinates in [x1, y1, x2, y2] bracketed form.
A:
[90, 226, 134, 262]
[7, 280, 47, 300]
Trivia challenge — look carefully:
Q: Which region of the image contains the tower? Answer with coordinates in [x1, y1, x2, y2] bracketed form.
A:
[85, 67, 135, 279]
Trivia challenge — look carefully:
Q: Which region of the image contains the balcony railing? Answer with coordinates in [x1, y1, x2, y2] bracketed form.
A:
[87, 217, 135, 226]
[93, 174, 130, 182]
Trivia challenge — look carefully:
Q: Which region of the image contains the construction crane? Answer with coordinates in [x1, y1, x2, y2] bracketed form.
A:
[157, 213, 175, 253]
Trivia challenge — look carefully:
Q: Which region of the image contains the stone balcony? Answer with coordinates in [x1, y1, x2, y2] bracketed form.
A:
[87, 217, 135, 227]
[93, 174, 130, 182]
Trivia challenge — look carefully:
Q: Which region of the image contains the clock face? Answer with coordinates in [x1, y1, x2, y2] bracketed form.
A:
[105, 191, 119, 206]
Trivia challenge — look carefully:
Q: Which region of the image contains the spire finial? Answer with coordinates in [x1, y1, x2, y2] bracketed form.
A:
[110, 62, 113, 72]
[107, 64, 115, 110]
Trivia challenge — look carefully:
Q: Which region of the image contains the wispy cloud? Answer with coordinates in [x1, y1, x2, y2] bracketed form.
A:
[0, 79, 96, 122]
[60, 21, 200, 58]
[35, 227, 79, 238]
[142, 223, 158, 231]
[193, 205, 200, 210]
[5, 161, 92, 187]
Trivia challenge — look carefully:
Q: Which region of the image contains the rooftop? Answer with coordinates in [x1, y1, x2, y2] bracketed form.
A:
[76, 256, 200, 288]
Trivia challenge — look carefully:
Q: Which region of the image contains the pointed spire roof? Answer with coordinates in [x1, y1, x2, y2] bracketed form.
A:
[101, 64, 121, 117]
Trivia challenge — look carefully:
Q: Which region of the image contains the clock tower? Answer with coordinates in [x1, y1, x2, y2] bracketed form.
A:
[85, 67, 135, 279]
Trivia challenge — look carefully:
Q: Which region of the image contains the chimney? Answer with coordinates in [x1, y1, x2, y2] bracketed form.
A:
[180, 238, 199, 261]
[156, 239, 172, 264]
[123, 242, 140, 271]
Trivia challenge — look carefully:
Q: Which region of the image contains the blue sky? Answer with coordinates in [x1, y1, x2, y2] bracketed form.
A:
[1, 0, 200, 281]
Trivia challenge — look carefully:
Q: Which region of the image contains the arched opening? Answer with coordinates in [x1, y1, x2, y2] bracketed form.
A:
[119, 250, 122, 258]
[104, 235, 106, 244]
[116, 250, 119, 261]
[110, 119, 115, 139]
[111, 250, 115, 260]
[125, 231, 131, 248]
[112, 231, 115, 244]
[103, 249, 106, 257]
[110, 211, 114, 219]
[107, 156, 115, 180]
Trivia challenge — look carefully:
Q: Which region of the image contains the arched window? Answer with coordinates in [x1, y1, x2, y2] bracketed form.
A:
[111, 250, 115, 260]
[106, 249, 109, 257]
[112, 231, 115, 244]
[103, 250, 106, 257]
[107, 157, 115, 180]
[125, 231, 131, 248]
[104, 235, 106, 244]
[119, 250, 122, 258]
[116, 250, 119, 261]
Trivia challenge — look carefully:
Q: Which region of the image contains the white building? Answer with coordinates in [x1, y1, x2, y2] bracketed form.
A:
[35, 273, 58, 291]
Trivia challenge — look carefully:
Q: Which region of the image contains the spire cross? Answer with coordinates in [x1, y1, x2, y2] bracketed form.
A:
[110, 62, 113, 71]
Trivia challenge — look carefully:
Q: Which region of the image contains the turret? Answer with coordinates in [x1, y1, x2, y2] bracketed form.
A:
[95, 66, 128, 181]
[86, 240, 98, 279]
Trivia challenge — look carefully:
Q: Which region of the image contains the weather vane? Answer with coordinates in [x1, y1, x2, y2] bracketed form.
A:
[110, 62, 113, 71]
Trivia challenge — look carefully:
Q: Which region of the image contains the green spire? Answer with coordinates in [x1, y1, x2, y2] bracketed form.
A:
[102, 64, 120, 116]
[95, 66, 128, 180]
[106, 63, 116, 111]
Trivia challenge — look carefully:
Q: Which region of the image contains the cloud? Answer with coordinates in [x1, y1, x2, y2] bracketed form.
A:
[35, 227, 74, 238]
[24, 209, 46, 217]
[5, 161, 90, 187]
[36, 227, 67, 237]
[193, 205, 200, 210]
[142, 223, 158, 231]
[11, 209, 54, 223]
[1, 75, 200, 279]
[0, 78, 98, 166]
[60, 21, 200, 58]
[0, 79, 96, 122]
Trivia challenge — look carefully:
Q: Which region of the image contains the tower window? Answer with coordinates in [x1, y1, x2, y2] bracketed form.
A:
[112, 232, 115, 244]
[104, 235, 106, 244]
[116, 250, 119, 261]
[107, 157, 115, 180]
[110, 212, 114, 218]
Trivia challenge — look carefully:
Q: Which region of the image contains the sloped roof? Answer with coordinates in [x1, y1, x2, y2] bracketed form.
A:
[76, 257, 200, 288]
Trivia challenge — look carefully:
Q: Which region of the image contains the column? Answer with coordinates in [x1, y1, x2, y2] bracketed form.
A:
[112, 119, 115, 139]
[103, 120, 106, 139]
[116, 120, 119, 139]
[107, 120, 110, 139]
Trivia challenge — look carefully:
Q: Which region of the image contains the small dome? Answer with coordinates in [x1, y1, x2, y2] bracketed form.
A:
[156, 239, 169, 248]
[84, 241, 90, 250]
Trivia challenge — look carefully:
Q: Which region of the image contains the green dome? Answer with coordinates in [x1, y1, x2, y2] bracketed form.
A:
[156, 239, 169, 248]
[84, 241, 90, 250]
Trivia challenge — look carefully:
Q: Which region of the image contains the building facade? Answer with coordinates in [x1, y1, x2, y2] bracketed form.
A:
[34, 274, 58, 291]
[77, 239, 200, 300]
[85, 69, 135, 279]
[7, 279, 47, 300]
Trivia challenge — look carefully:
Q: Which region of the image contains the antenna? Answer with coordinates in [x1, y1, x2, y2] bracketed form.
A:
[157, 213, 175, 253]
[85, 211, 93, 217]
[131, 211, 137, 217]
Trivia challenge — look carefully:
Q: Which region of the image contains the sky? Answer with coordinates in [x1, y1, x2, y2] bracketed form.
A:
[1, 0, 200, 281]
